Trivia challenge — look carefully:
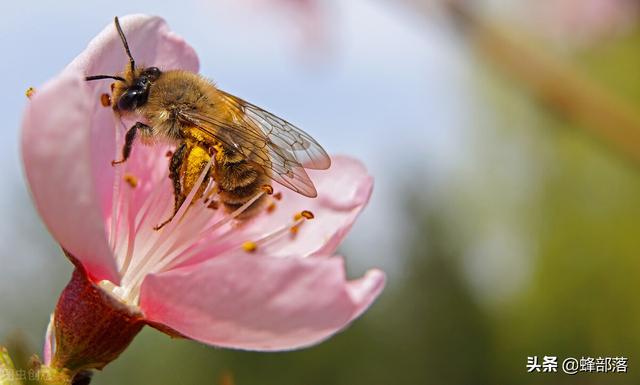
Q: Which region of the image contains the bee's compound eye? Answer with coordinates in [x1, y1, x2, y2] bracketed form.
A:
[118, 88, 145, 111]
[145, 67, 161, 80]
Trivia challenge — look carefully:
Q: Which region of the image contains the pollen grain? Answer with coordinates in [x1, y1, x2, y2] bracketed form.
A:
[242, 241, 258, 253]
[100, 93, 111, 107]
[124, 173, 139, 188]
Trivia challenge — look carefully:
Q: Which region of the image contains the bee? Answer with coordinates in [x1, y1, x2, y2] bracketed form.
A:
[86, 17, 331, 229]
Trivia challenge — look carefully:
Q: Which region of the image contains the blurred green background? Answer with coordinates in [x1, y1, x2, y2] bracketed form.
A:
[3, 0, 640, 384]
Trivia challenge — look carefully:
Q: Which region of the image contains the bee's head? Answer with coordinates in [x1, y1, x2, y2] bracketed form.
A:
[85, 16, 162, 111]
[112, 66, 162, 111]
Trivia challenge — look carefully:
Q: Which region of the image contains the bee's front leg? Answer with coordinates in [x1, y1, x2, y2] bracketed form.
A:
[112, 122, 151, 166]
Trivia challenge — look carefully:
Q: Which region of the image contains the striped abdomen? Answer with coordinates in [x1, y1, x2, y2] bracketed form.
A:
[212, 144, 270, 219]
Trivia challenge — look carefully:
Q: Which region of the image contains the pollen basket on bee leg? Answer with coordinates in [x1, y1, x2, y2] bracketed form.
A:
[182, 145, 213, 203]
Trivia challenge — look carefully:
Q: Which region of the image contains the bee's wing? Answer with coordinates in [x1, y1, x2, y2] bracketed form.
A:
[178, 96, 328, 197]
[217, 90, 331, 170]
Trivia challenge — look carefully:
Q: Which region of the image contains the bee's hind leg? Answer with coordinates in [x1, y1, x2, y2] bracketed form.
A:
[154, 142, 188, 231]
[112, 122, 151, 166]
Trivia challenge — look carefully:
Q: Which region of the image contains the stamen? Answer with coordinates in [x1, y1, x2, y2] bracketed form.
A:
[112, 174, 136, 272]
[119, 169, 172, 277]
[289, 211, 314, 237]
[252, 216, 307, 247]
[242, 241, 257, 253]
[108, 118, 127, 250]
[202, 182, 219, 202]
[124, 173, 138, 188]
[25, 87, 35, 99]
[261, 185, 274, 195]
[294, 210, 315, 221]
[202, 190, 266, 233]
[165, 150, 173, 157]
[100, 93, 111, 107]
[123, 157, 214, 297]
[242, 210, 315, 251]
[154, 189, 267, 273]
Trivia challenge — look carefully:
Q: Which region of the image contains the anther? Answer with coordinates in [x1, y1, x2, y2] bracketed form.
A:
[100, 93, 111, 107]
[25, 87, 35, 99]
[165, 150, 173, 157]
[294, 210, 314, 221]
[124, 174, 138, 188]
[261, 185, 274, 195]
[242, 241, 257, 253]
[273, 192, 282, 201]
[110, 82, 116, 92]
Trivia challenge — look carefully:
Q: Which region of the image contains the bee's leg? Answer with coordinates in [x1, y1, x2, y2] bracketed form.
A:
[170, 142, 188, 213]
[154, 142, 188, 231]
[112, 122, 151, 166]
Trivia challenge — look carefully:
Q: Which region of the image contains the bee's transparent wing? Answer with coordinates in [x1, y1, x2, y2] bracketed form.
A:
[217, 90, 331, 170]
[179, 96, 328, 197]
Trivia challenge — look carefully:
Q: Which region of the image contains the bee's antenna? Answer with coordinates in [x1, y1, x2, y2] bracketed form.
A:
[85, 75, 126, 82]
[114, 16, 135, 74]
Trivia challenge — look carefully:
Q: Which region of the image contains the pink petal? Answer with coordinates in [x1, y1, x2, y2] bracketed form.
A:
[176, 156, 373, 268]
[21, 72, 119, 282]
[245, 155, 373, 257]
[139, 254, 385, 351]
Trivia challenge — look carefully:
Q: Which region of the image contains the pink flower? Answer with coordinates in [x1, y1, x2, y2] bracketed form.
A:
[21, 14, 384, 373]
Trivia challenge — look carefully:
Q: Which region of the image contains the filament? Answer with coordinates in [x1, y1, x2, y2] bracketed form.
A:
[153, 189, 267, 274]
[123, 157, 213, 300]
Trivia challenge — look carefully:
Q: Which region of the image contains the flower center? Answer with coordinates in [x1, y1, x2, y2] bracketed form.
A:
[98, 145, 312, 308]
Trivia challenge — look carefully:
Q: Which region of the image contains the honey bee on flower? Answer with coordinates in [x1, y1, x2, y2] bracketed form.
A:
[87, 17, 330, 230]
